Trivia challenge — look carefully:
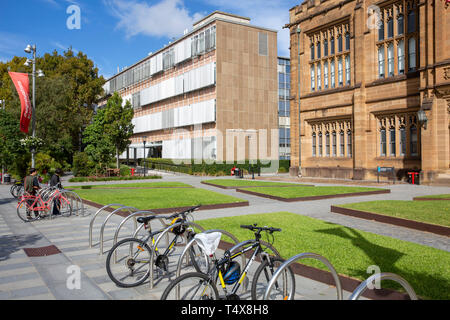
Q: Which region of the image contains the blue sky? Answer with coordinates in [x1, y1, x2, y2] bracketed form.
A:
[0, 0, 298, 79]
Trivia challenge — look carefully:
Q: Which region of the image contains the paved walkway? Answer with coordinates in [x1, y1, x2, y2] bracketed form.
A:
[0, 172, 448, 300]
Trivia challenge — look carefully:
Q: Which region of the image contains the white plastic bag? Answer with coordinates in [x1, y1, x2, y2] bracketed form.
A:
[194, 232, 222, 256]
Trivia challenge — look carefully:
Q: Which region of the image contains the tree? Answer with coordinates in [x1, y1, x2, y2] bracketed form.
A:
[82, 108, 115, 174]
[0, 49, 105, 166]
[0, 109, 26, 177]
[103, 92, 134, 168]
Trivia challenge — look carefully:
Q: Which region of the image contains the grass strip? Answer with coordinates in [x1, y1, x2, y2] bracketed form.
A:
[76, 187, 246, 210]
[337, 200, 450, 227]
[203, 179, 303, 187]
[241, 186, 384, 198]
[197, 212, 450, 300]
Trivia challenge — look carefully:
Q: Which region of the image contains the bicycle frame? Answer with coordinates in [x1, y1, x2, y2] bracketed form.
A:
[214, 239, 266, 298]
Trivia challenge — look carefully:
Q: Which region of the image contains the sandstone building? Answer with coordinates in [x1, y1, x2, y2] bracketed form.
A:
[287, 0, 450, 184]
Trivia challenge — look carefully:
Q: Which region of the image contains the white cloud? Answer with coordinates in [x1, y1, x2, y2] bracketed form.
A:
[104, 0, 204, 39]
[51, 41, 79, 54]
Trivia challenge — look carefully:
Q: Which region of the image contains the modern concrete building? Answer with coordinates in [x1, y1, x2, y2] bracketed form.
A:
[287, 0, 450, 184]
[278, 57, 291, 160]
[101, 11, 279, 164]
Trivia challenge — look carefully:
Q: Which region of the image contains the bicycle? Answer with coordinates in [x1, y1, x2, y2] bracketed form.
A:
[16, 188, 72, 222]
[10, 181, 24, 199]
[160, 224, 296, 300]
[105, 205, 208, 288]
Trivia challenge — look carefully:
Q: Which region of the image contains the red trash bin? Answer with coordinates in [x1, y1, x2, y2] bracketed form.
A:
[131, 168, 136, 176]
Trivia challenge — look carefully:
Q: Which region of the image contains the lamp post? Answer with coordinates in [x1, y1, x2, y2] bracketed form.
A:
[142, 136, 147, 177]
[24, 44, 45, 168]
[296, 26, 302, 176]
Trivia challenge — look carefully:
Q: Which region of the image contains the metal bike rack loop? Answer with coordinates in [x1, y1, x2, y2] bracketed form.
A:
[348, 272, 418, 300]
[148, 221, 205, 289]
[60, 190, 85, 216]
[263, 252, 343, 300]
[89, 203, 126, 248]
[99, 206, 138, 255]
[112, 210, 171, 263]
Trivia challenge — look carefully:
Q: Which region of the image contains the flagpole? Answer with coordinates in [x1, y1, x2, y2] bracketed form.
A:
[31, 45, 36, 168]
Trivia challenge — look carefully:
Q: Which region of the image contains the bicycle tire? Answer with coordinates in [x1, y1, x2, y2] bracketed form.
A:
[16, 199, 41, 222]
[161, 272, 219, 300]
[185, 232, 210, 274]
[251, 256, 296, 300]
[106, 238, 152, 288]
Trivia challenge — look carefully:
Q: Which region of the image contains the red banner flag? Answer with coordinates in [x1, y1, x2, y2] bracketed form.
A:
[8, 72, 32, 133]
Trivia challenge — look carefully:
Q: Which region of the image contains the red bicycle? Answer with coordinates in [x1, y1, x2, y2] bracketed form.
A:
[17, 188, 72, 222]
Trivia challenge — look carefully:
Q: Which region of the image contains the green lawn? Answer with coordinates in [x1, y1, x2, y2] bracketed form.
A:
[76, 187, 246, 210]
[338, 200, 450, 227]
[417, 194, 450, 199]
[203, 179, 304, 187]
[197, 212, 450, 300]
[68, 181, 192, 189]
[242, 186, 384, 198]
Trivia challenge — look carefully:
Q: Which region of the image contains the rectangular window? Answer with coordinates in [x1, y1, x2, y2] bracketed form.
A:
[378, 46, 385, 78]
[326, 132, 330, 157]
[338, 58, 343, 86]
[311, 65, 315, 91]
[345, 33, 350, 51]
[398, 40, 405, 74]
[378, 21, 384, 41]
[324, 39, 328, 56]
[347, 131, 352, 157]
[400, 127, 406, 156]
[387, 19, 394, 38]
[332, 132, 337, 157]
[388, 43, 394, 76]
[380, 129, 387, 156]
[407, 11, 416, 33]
[324, 61, 329, 89]
[340, 131, 345, 156]
[338, 35, 343, 52]
[410, 126, 418, 156]
[312, 133, 316, 157]
[408, 37, 416, 71]
[319, 133, 323, 157]
[345, 55, 350, 85]
[330, 60, 335, 88]
[331, 38, 335, 55]
[398, 15, 404, 35]
[311, 44, 315, 60]
[317, 64, 321, 91]
[317, 42, 321, 59]
[389, 128, 396, 156]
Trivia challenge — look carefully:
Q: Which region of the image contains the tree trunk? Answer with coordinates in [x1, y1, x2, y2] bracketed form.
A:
[116, 147, 120, 169]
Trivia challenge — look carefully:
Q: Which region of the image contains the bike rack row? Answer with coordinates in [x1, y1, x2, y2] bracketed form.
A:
[36, 187, 86, 218]
[88, 203, 172, 256]
[263, 252, 418, 300]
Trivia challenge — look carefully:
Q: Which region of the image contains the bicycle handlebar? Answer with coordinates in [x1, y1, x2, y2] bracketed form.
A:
[240, 224, 282, 233]
[168, 205, 201, 219]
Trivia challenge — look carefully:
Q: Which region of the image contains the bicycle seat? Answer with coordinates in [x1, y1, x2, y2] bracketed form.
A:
[137, 215, 159, 224]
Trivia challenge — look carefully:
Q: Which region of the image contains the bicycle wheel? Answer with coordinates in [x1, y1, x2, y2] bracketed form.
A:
[106, 238, 152, 288]
[161, 272, 219, 300]
[251, 256, 296, 300]
[185, 231, 210, 273]
[53, 196, 72, 217]
[17, 199, 41, 222]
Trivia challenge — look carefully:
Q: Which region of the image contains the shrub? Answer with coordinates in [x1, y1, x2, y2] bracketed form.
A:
[72, 152, 95, 177]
